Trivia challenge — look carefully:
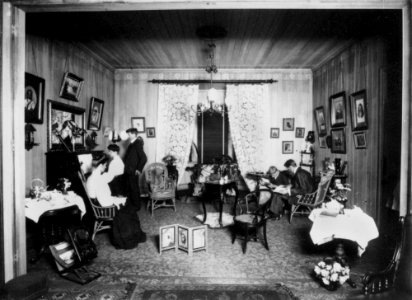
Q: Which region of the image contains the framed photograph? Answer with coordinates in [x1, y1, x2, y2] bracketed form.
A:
[283, 118, 294, 131]
[47, 100, 86, 151]
[59, 72, 84, 102]
[159, 224, 177, 254]
[131, 117, 145, 133]
[319, 136, 327, 148]
[270, 128, 279, 139]
[146, 127, 156, 138]
[282, 141, 294, 154]
[192, 226, 207, 251]
[331, 128, 346, 154]
[350, 90, 368, 131]
[353, 132, 367, 149]
[295, 127, 305, 138]
[87, 97, 104, 130]
[25, 73, 45, 124]
[314, 106, 327, 136]
[329, 92, 346, 128]
[177, 226, 188, 251]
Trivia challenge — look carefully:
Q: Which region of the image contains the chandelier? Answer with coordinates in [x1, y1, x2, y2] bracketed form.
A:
[193, 26, 228, 116]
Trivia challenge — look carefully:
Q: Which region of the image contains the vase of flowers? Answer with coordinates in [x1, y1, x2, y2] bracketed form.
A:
[314, 257, 350, 291]
[328, 180, 351, 210]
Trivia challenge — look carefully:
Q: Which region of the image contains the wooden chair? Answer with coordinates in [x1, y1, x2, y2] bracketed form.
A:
[289, 170, 334, 223]
[77, 171, 116, 241]
[144, 162, 176, 216]
[231, 189, 272, 253]
[362, 216, 405, 295]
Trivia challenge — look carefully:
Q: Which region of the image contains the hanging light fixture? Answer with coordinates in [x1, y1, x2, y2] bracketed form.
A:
[192, 25, 227, 116]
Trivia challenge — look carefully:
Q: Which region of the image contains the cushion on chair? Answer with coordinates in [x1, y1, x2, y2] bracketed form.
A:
[4, 272, 48, 300]
[234, 214, 262, 224]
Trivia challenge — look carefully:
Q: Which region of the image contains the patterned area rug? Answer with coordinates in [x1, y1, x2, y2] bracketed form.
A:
[195, 212, 235, 228]
[36, 281, 135, 300]
[139, 284, 298, 300]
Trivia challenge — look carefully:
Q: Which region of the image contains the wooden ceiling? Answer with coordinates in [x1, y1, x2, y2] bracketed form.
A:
[26, 9, 401, 70]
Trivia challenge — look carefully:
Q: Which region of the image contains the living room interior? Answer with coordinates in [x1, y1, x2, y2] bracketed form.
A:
[1, 1, 412, 299]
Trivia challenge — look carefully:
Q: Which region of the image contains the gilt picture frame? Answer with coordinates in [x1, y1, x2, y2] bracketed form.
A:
[329, 92, 346, 128]
[283, 118, 295, 131]
[25, 73, 45, 124]
[350, 90, 368, 131]
[146, 127, 156, 138]
[59, 72, 84, 102]
[295, 127, 305, 138]
[282, 141, 294, 154]
[47, 100, 86, 151]
[353, 131, 367, 149]
[131, 117, 145, 133]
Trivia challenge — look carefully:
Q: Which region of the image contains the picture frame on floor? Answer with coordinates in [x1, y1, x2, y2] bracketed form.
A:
[159, 224, 178, 254]
[178, 226, 189, 251]
[25, 73, 45, 124]
[59, 72, 84, 102]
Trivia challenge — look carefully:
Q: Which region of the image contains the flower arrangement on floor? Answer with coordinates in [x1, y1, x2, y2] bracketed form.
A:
[314, 256, 350, 291]
[328, 179, 351, 208]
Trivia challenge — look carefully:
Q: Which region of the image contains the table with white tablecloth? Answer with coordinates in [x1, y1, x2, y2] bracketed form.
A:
[25, 190, 86, 223]
[309, 206, 379, 256]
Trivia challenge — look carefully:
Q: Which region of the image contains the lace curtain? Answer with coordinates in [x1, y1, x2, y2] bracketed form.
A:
[156, 84, 198, 183]
[226, 84, 270, 177]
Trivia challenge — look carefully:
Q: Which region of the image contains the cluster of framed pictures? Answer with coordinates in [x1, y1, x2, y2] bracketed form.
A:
[270, 118, 306, 154]
[131, 117, 156, 138]
[315, 90, 368, 153]
[25, 71, 107, 151]
[159, 224, 207, 255]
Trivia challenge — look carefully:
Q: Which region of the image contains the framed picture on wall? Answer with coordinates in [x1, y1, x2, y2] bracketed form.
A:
[295, 127, 305, 138]
[270, 128, 279, 138]
[146, 127, 156, 138]
[282, 141, 294, 154]
[47, 100, 86, 151]
[350, 90, 368, 131]
[314, 106, 327, 136]
[59, 72, 84, 102]
[318, 136, 327, 148]
[331, 128, 346, 154]
[353, 131, 367, 149]
[25, 73, 45, 124]
[131, 117, 145, 133]
[329, 92, 346, 128]
[283, 118, 295, 131]
[87, 97, 104, 130]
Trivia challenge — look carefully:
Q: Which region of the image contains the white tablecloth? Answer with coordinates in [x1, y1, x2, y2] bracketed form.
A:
[25, 190, 86, 223]
[309, 206, 379, 256]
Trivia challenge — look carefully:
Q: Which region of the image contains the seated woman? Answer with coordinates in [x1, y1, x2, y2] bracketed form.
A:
[86, 157, 126, 209]
[259, 166, 290, 209]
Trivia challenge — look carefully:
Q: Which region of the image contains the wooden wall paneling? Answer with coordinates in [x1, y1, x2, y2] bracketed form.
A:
[313, 38, 386, 219]
[25, 35, 115, 194]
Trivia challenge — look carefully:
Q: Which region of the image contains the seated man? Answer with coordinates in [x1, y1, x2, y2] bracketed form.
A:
[106, 144, 126, 196]
[86, 157, 126, 209]
[270, 159, 315, 219]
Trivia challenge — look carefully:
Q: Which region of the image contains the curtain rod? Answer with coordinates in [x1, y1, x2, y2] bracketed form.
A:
[148, 79, 277, 84]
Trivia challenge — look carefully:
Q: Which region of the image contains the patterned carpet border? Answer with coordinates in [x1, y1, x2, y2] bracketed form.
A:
[131, 283, 299, 300]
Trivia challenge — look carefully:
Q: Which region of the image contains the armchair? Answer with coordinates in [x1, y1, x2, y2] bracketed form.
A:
[289, 170, 334, 223]
[144, 162, 176, 216]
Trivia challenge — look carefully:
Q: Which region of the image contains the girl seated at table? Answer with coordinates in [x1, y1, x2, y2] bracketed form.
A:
[86, 157, 126, 209]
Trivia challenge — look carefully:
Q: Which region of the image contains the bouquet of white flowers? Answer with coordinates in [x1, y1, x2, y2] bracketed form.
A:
[314, 257, 350, 291]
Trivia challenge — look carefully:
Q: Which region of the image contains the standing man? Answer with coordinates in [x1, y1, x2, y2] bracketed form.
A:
[123, 128, 147, 209]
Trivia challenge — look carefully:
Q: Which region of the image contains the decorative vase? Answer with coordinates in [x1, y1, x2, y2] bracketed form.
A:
[334, 158, 342, 175]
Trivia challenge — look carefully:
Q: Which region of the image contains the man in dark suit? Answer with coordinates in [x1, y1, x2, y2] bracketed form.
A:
[123, 128, 147, 210]
[270, 159, 314, 219]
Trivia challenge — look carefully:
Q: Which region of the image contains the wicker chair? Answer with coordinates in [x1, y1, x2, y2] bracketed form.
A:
[289, 170, 334, 223]
[144, 162, 176, 216]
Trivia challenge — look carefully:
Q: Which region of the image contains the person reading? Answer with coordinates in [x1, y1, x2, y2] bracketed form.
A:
[86, 157, 126, 209]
